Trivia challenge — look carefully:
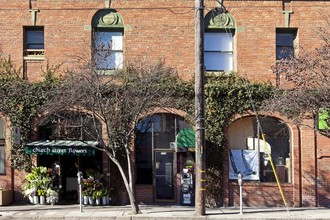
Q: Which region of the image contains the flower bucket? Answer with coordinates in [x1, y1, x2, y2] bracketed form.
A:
[88, 196, 94, 205]
[33, 195, 39, 204]
[83, 196, 88, 205]
[102, 196, 107, 205]
[28, 195, 34, 204]
[40, 196, 46, 205]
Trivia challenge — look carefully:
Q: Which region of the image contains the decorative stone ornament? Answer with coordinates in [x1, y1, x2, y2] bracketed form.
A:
[92, 9, 124, 28]
[204, 10, 235, 29]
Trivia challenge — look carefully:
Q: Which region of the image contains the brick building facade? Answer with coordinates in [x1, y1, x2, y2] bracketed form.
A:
[0, 0, 329, 207]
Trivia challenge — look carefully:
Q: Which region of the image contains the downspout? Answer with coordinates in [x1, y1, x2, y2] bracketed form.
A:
[297, 125, 302, 207]
[313, 112, 318, 207]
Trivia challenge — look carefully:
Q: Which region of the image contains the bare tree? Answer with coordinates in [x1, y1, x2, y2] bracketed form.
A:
[40, 59, 193, 214]
[265, 13, 330, 129]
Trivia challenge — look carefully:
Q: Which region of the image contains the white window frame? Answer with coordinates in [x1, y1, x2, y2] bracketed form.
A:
[93, 29, 123, 70]
[204, 31, 233, 71]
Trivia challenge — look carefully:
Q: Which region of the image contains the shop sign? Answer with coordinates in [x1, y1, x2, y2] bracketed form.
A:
[26, 146, 95, 156]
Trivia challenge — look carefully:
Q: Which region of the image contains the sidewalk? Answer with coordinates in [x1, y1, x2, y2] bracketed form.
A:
[0, 204, 330, 220]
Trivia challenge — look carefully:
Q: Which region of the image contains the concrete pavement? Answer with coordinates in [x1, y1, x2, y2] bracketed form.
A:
[0, 204, 330, 220]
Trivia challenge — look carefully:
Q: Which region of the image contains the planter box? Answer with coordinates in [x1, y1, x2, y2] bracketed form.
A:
[0, 190, 13, 206]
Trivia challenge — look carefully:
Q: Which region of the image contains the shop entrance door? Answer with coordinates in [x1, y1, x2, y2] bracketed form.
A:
[155, 151, 174, 201]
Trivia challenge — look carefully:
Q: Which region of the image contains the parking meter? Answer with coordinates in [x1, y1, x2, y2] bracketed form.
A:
[77, 171, 83, 185]
[77, 171, 83, 212]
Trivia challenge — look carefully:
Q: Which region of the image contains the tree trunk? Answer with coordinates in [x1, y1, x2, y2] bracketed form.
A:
[111, 156, 141, 214]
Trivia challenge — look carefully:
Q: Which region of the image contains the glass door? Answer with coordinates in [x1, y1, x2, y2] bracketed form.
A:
[155, 151, 174, 201]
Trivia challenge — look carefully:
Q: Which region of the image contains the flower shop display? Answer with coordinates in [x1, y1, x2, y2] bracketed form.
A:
[46, 188, 58, 205]
[81, 170, 111, 206]
[21, 166, 54, 205]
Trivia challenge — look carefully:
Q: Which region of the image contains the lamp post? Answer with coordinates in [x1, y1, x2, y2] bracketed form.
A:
[237, 173, 243, 215]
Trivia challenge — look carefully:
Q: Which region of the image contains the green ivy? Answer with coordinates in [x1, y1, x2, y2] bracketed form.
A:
[0, 56, 61, 171]
[0, 54, 276, 207]
[204, 72, 275, 206]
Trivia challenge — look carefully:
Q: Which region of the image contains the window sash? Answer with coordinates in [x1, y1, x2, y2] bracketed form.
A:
[204, 32, 233, 71]
[0, 146, 5, 174]
[276, 33, 294, 60]
[204, 32, 233, 51]
[94, 31, 123, 70]
[94, 51, 123, 70]
[26, 30, 44, 49]
[94, 31, 123, 51]
[205, 52, 233, 71]
[276, 33, 293, 47]
[276, 46, 294, 60]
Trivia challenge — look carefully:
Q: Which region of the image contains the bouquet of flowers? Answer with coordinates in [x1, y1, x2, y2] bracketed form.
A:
[46, 188, 58, 205]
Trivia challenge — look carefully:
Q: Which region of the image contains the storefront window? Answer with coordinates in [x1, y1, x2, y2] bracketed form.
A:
[228, 116, 291, 183]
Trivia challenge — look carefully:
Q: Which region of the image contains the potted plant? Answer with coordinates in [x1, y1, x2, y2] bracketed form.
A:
[92, 190, 103, 205]
[37, 189, 46, 205]
[82, 177, 96, 205]
[23, 166, 52, 205]
[46, 188, 58, 205]
[100, 188, 108, 205]
[21, 181, 35, 204]
[82, 189, 88, 205]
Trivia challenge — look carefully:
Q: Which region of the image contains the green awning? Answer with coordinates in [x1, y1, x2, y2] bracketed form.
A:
[25, 140, 97, 156]
[176, 128, 195, 152]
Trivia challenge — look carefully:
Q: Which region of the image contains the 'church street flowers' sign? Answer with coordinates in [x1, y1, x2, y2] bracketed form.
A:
[25, 140, 97, 156]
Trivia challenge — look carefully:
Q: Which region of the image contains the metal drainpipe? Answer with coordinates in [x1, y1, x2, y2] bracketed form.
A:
[297, 126, 302, 206]
[313, 113, 318, 207]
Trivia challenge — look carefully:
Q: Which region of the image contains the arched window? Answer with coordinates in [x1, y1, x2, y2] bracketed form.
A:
[228, 116, 291, 183]
[0, 118, 6, 174]
[92, 9, 124, 71]
[38, 111, 101, 141]
[204, 9, 235, 72]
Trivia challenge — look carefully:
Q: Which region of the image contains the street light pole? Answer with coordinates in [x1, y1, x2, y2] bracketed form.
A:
[195, 0, 205, 216]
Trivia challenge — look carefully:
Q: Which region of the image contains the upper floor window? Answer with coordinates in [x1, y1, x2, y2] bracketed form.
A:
[92, 9, 124, 72]
[204, 9, 235, 72]
[204, 31, 233, 71]
[94, 29, 123, 70]
[24, 27, 44, 59]
[276, 29, 297, 60]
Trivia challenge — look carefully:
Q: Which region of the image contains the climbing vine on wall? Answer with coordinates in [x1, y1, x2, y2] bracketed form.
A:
[0, 56, 61, 171]
[204, 72, 275, 207]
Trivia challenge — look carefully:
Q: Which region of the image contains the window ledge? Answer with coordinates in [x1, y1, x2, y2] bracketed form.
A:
[95, 69, 120, 75]
[205, 71, 235, 77]
[24, 56, 45, 61]
[229, 181, 292, 186]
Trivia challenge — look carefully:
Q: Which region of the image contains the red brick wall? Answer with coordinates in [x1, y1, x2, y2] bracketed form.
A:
[317, 133, 330, 207]
[135, 185, 154, 204]
[0, 0, 329, 207]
